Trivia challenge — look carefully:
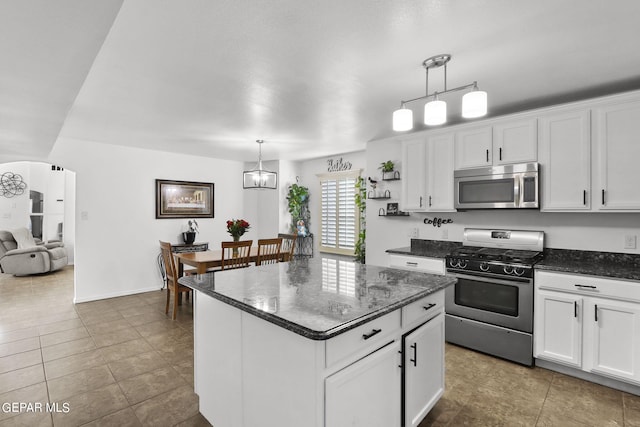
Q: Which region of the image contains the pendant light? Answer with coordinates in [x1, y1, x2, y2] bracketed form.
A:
[243, 140, 277, 189]
[392, 54, 488, 131]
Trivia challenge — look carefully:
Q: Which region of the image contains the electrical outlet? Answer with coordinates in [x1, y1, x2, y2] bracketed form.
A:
[625, 235, 637, 249]
[81, 211, 89, 220]
[2, 213, 10, 219]
[409, 227, 419, 238]
[442, 229, 448, 239]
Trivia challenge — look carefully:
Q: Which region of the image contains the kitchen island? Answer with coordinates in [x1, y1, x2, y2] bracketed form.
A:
[179, 256, 456, 427]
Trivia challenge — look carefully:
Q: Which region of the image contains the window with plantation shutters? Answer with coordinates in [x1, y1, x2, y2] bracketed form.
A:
[318, 171, 360, 256]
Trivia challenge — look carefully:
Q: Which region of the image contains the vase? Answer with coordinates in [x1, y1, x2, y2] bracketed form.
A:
[232, 235, 240, 257]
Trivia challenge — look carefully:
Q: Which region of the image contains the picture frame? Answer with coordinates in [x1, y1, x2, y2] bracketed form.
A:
[155, 179, 214, 219]
[386, 202, 399, 215]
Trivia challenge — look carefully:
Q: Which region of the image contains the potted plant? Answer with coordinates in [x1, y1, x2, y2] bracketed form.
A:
[286, 183, 310, 234]
[379, 160, 397, 180]
[182, 219, 199, 244]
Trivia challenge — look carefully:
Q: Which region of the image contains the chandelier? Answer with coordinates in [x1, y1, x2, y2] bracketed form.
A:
[243, 140, 277, 189]
[392, 54, 488, 131]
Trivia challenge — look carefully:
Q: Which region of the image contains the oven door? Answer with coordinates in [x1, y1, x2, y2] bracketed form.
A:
[445, 272, 533, 333]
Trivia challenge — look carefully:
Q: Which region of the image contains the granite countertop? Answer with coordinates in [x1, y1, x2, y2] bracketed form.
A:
[536, 249, 640, 282]
[386, 239, 462, 259]
[179, 256, 456, 340]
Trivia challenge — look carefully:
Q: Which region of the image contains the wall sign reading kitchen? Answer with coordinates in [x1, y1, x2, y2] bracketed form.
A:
[327, 157, 352, 172]
[423, 217, 453, 227]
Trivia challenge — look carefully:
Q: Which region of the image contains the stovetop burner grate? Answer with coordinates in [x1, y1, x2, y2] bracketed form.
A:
[448, 246, 543, 265]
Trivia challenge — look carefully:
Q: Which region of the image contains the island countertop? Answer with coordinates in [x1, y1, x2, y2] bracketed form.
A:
[179, 256, 456, 340]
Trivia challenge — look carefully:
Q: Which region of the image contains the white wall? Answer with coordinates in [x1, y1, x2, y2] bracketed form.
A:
[366, 138, 640, 267]
[48, 138, 251, 302]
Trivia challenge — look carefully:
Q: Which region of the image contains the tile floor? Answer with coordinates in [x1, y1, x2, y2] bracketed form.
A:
[1, 266, 639, 426]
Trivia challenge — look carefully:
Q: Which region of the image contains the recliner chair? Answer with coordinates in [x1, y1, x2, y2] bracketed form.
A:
[0, 230, 68, 276]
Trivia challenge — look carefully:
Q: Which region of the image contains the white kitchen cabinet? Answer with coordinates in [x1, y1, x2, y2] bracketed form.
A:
[454, 118, 537, 169]
[583, 298, 640, 383]
[326, 341, 402, 427]
[425, 133, 455, 211]
[401, 133, 454, 212]
[538, 110, 592, 211]
[593, 100, 640, 210]
[403, 312, 445, 427]
[454, 126, 492, 169]
[492, 118, 538, 165]
[534, 289, 582, 368]
[401, 136, 427, 211]
[388, 254, 445, 275]
[535, 271, 640, 386]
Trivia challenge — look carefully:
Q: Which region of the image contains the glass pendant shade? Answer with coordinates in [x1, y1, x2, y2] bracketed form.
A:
[462, 90, 488, 118]
[424, 99, 447, 126]
[243, 140, 277, 189]
[392, 107, 413, 131]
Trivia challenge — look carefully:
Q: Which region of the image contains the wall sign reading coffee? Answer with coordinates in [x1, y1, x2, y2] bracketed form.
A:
[327, 157, 352, 172]
[423, 217, 453, 227]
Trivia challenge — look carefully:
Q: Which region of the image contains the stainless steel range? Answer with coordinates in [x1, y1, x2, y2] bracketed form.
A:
[445, 228, 544, 366]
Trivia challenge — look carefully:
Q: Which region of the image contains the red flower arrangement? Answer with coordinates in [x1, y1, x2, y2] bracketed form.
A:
[226, 219, 250, 240]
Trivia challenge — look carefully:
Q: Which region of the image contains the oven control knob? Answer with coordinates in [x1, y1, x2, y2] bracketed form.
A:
[503, 265, 513, 274]
[514, 267, 525, 276]
[479, 262, 490, 272]
[459, 260, 468, 269]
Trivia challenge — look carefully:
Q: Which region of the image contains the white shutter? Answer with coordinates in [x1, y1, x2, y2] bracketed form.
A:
[319, 172, 360, 255]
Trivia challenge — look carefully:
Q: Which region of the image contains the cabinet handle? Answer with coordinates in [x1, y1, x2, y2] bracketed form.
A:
[362, 329, 382, 340]
[397, 350, 403, 368]
[423, 303, 437, 311]
[499, 147, 503, 161]
[406, 261, 418, 267]
[583, 190, 587, 206]
[574, 284, 597, 290]
[595, 304, 598, 322]
[602, 189, 605, 205]
[428, 195, 432, 207]
[486, 149, 489, 162]
[574, 301, 578, 318]
[410, 343, 417, 367]
[419, 196, 423, 207]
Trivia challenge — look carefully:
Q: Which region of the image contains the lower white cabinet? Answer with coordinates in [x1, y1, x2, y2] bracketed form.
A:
[326, 341, 402, 427]
[403, 312, 445, 427]
[535, 271, 640, 385]
[388, 254, 445, 275]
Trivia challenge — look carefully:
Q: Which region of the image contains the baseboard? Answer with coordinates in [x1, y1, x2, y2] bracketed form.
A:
[535, 358, 640, 396]
[73, 285, 162, 303]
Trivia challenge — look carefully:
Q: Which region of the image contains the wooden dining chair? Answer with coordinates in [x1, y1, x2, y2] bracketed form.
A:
[159, 241, 192, 320]
[221, 240, 253, 270]
[256, 238, 283, 266]
[277, 233, 297, 262]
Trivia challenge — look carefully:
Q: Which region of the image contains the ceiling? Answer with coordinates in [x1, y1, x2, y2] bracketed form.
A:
[2, 0, 640, 163]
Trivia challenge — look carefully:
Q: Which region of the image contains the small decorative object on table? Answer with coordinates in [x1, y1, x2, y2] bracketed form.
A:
[226, 219, 251, 256]
[182, 219, 199, 244]
[296, 219, 308, 237]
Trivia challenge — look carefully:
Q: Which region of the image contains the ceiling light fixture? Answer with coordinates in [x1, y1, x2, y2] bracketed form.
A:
[392, 54, 488, 131]
[243, 140, 277, 189]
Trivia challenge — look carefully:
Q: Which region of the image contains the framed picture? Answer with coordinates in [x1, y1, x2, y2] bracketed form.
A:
[155, 179, 214, 219]
[386, 202, 399, 215]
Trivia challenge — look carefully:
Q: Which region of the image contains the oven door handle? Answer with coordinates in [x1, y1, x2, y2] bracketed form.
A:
[449, 272, 533, 287]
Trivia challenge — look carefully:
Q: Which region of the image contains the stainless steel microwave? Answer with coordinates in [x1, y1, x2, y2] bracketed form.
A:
[454, 162, 539, 209]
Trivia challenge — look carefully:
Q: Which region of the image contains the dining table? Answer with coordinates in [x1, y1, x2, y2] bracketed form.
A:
[175, 247, 287, 275]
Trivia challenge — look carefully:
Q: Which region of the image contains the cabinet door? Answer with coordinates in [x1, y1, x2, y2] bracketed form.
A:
[325, 341, 401, 427]
[594, 101, 640, 210]
[425, 133, 455, 211]
[584, 298, 640, 384]
[454, 126, 492, 169]
[401, 138, 426, 211]
[539, 110, 591, 211]
[534, 289, 582, 368]
[404, 313, 444, 427]
[493, 118, 538, 165]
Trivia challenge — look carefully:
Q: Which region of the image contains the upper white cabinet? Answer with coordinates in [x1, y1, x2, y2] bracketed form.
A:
[538, 110, 592, 211]
[454, 118, 537, 169]
[401, 133, 455, 212]
[593, 100, 640, 210]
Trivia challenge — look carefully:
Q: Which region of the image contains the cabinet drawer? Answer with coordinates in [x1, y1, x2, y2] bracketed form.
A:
[402, 291, 444, 329]
[326, 310, 401, 368]
[388, 255, 445, 275]
[536, 271, 640, 303]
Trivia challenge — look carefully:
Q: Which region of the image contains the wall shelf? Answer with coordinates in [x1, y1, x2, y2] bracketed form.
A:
[378, 213, 410, 217]
[368, 189, 391, 199]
